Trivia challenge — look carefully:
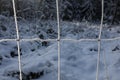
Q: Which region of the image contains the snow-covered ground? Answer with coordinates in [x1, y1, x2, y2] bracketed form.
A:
[0, 15, 120, 80]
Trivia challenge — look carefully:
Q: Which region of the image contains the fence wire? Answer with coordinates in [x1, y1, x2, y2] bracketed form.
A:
[12, 0, 22, 80]
[0, 0, 119, 80]
[56, 0, 61, 80]
[96, 0, 104, 80]
[1, 38, 120, 43]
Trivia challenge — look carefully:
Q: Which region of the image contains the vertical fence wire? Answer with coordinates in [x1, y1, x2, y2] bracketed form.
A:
[103, 51, 110, 80]
[96, 0, 104, 80]
[56, 0, 61, 80]
[12, 0, 22, 80]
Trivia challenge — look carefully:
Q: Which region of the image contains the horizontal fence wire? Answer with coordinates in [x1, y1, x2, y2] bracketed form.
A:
[1, 38, 120, 42]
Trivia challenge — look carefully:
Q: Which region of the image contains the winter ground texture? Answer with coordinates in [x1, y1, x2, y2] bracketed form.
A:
[0, 15, 120, 80]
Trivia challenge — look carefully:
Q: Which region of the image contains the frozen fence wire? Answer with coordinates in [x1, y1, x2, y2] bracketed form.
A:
[103, 50, 110, 80]
[0, 39, 16, 42]
[0, 0, 119, 80]
[12, 0, 22, 80]
[96, 0, 105, 80]
[56, 0, 61, 80]
[1, 38, 120, 43]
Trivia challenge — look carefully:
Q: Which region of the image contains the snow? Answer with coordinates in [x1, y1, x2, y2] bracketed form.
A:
[0, 15, 120, 80]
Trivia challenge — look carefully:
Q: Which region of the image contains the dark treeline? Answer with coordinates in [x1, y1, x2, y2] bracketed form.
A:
[0, 0, 120, 24]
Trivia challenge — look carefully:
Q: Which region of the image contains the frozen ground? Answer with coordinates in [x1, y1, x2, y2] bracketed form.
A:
[0, 15, 120, 80]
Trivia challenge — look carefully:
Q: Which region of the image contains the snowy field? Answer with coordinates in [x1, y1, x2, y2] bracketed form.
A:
[0, 15, 120, 80]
